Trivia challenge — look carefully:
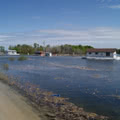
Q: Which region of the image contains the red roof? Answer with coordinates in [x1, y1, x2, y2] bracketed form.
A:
[87, 48, 116, 53]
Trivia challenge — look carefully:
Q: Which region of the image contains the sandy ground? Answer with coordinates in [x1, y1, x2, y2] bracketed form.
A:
[0, 82, 41, 120]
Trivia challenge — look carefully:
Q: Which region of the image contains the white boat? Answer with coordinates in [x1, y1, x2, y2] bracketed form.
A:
[85, 56, 120, 60]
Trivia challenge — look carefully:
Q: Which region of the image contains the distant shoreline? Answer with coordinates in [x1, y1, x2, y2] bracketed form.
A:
[0, 54, 84, 56]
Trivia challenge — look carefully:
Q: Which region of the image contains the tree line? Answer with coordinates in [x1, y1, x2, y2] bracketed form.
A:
[1, 43, 120, 55]
[117, 49, 120, 54]
[8, 43, 93, 55]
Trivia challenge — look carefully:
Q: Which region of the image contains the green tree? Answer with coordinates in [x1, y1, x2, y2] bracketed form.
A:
[0, 46, 5, 52]
[34, 43, 39, 49]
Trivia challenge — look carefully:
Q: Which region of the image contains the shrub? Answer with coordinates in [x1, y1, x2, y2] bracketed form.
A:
[18, 56, 28, 61]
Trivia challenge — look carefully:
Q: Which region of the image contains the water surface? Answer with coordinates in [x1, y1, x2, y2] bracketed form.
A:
[0, 56, 120, 120]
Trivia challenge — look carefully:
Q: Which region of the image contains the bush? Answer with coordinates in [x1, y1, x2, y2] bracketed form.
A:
[3, 64, 9, 70]
[9, 57, 15, 61]
[18, 56, 28, 61]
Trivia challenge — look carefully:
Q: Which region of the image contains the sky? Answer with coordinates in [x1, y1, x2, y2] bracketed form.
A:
[0, 0, 120, 48]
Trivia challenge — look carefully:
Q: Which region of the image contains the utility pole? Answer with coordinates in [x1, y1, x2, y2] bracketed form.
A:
[43, 40, 46, 52]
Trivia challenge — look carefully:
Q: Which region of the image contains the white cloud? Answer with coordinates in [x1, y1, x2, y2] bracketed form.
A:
[0, 35, 14, 38]
[108, 4, 120, 8]
[97, 0, 113, 3]
[98, 0, 120, 9]
[1, 27, 120, 48]
[38, 30, 89, 36]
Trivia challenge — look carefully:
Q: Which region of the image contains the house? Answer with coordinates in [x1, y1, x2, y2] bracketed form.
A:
[35, 51, 45, 56]
[86, 48, 120, 60]
[6, 50, 19, 56]
[35, 51, 52, 57]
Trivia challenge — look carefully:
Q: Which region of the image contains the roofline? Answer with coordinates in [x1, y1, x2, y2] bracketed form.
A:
[87, 48, 117, 53]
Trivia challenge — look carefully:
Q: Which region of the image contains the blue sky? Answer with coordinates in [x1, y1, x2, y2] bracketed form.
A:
[1, 0, 120, 48]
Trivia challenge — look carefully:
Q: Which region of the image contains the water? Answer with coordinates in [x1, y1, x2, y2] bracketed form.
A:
[0, 56, 120, 119]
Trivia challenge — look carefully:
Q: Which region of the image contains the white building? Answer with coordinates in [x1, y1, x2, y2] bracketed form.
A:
[86, 48, 120, 60]
[6, 50, 20, 56]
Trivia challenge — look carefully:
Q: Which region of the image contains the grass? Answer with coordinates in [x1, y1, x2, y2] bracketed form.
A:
[18, 56, 28, 61]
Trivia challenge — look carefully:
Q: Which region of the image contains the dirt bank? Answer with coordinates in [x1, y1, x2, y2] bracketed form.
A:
[0, 82, 42, 120]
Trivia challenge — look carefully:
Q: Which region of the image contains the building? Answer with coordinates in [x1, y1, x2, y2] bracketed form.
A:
[45, 52, 52, 57]
[6, 50, 20, 55]
[86, 48, 120, 60]
[35, 51, 52, 57]
[34, 51, 45, 56]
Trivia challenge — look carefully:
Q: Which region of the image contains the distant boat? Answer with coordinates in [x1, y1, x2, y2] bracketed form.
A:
[6, 50, 20, 56]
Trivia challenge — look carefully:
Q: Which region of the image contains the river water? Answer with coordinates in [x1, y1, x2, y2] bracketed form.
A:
[0, 56, 120, 120]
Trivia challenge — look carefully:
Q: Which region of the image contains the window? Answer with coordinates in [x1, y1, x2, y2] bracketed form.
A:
[106, 52, 110, 56]
[95, 52, 98, 55]
[89, 52, 91, 54]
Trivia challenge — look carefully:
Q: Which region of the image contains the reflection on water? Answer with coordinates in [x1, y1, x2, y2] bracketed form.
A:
[0, 56, 120, 120]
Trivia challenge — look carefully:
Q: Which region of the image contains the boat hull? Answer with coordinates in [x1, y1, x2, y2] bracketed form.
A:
[82, 56, 120, 60]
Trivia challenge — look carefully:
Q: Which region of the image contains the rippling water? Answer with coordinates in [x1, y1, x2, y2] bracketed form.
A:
[0, 56, 120, 120]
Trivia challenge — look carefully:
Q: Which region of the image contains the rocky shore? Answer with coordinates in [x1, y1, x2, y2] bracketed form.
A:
[0, 72, 108, 120]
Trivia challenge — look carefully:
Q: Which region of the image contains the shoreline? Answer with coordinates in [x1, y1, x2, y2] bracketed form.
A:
[0, 72, 108, 120]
